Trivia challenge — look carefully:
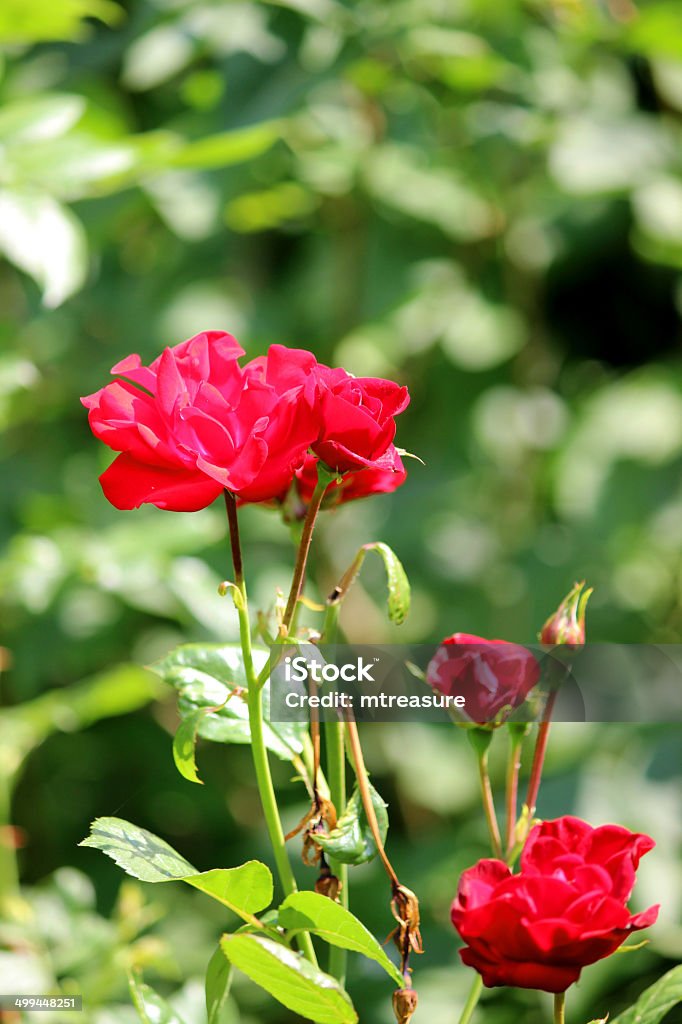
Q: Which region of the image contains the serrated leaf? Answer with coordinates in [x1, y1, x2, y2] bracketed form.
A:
[206, 945, 233, 1024]
[152, 643, 307, 762]
[80, 817, 272, 921]
[220, 933, 357, 1024]
[611, 966, 682, 1024]
[278, 891, 403, 987]
[129, 974, 187, 1024]
[316, 782, 388, 865]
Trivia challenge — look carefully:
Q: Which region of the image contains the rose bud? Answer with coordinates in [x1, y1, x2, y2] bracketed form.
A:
[451, 815, 659, 993]
[426, 634, 540, 726]
[540, 581, 592, 649]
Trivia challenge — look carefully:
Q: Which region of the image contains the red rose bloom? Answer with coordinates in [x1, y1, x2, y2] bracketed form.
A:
[426, 634, 540, 725]
[293, 446, 407, 511]
[81, 333, 319, 511]
[451, 816, 659, 993]
[312, 366, 409, 473]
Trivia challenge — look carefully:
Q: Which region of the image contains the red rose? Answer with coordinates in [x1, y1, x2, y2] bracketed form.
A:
[312, 366, 409, 473]
[293, 446, 407, 511]
[426, 634, 540, 725]
[81, 333, 319, 511]
[451, 816, 659, 993]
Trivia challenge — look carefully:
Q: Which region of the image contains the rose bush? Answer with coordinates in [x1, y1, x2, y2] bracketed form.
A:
[82, 332, 409, 512]
[426, 633, 540, 724]
[451, 815, 659, 993]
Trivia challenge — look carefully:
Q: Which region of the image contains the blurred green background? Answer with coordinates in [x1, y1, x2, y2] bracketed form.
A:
[1, 0, 682, 1021]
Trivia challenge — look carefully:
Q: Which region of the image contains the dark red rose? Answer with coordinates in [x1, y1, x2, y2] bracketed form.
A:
[451, 816, 659, 993]
[81, 333, 319, 511]
[426, 634, 540, 725]
[312, 366, 410, 474]
[293, 446, 407, 511]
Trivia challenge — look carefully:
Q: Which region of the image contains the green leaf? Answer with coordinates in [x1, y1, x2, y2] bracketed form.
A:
[278, 891, 403, 987]
[0, 664, 163, 787]
[611, 966, 682, 1024]
[0, 0, 122, 44]
[334, 544, 410, 625]
[79, 817, 272, 921]
[220, 934, 357, 1024]
[168, 122, 282, 170]
[129, 974, 187, 1024]
[206, 945, 233, 1024]
[365, 543, 410, 624]
[152, 643, 307, 762]
[316, 782, 388, 865]
[173, 708, 207, 784]
[80, 816, 196, 881]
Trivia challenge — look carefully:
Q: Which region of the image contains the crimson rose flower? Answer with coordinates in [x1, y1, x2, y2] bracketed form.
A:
[451, 816, 659, 993]
[312, 366, 409, 473]
[426, 634, 540, 724]
[82, 333, 319, 511]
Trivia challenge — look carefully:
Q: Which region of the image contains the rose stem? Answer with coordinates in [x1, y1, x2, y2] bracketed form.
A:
[223, 490, 317, 965]
[345, 716, 400, 889]
[554, 992, 566, 1024]
[477, 749, 503, 860]
[320, 600, 349, 983]
[524, 689, 558, 827]
[281, 468, 333, 636]
[504, 725, 527, 858]
[456, 975, 483, 1024]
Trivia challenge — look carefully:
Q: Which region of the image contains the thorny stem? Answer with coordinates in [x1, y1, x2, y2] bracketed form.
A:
[223, 491, 317, 965]
[477, 751, 503, 860]
[281, 470, 332, 636]
[554, 992, 566, 1024]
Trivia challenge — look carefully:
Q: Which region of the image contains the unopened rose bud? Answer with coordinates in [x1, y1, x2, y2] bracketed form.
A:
[392, 987, 418, 1024]
[539, 581, 592, 649]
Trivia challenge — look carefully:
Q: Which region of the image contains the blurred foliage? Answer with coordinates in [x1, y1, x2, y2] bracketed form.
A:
[1, 0, 682, 1022]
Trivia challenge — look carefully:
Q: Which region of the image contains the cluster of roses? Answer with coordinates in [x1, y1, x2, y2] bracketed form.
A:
[427, 633, 659, 995]
[82, 330, 409, 514]
[83, 334, 660, 1005]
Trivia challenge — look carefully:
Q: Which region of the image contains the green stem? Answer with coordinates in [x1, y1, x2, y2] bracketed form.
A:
[554, 992, 566, 1024]
[477, 751, 503, 860]
[321, 602, 348, 983]
[223, 491, 317, 965]
[504, 727, 527, 858]
[457, 974, 483, 1024]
